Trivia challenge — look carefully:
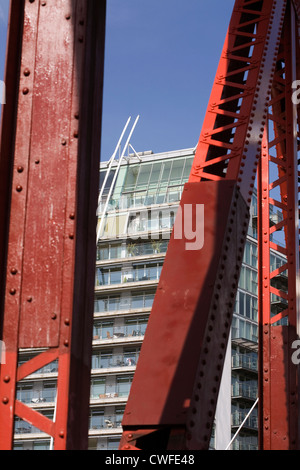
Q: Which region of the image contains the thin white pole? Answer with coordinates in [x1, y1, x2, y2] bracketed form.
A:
[225, 397, 259, 450]
[97, 116, 131, 209]
[96, 116, 140, 242]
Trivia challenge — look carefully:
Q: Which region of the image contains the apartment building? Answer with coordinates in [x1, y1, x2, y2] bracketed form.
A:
[13, 147, 287, 450]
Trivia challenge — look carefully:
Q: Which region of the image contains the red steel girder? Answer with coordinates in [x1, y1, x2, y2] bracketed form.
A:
[258, 1, 300, 449]
[0, 0, 106, 450]
[120, 0, 300, 451]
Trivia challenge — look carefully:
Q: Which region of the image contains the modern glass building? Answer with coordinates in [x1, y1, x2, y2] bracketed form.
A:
[13, 146, 287, 450]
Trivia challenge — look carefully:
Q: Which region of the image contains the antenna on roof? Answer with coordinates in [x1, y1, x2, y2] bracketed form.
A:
[97, 116, 131, 207]
[96, 115, 140, 243]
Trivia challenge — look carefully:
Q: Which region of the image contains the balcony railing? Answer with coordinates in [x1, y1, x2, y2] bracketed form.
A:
[90, 386, 131, 400]
[231, 440, 258, 450]
[14, 420, 50, 435]
[93, 324, 147, 341]
[16, 389, 57, 404]
[89, 414, 123, 431]
[231, 354, 258, 372]
[94, 294, 154, 313]
[231, 411, 258, 430]
[231, 383, 258, 400]
[92, 352, 139, 370]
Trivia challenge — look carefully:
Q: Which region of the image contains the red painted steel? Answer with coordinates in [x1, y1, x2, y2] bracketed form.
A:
[120, 0, 300, 450]
[258, 1, 300, 449]
[0, 0, 106, 450]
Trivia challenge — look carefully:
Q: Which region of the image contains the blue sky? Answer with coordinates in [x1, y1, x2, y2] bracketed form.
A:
[0, 1, 235, 161]
[102, 0, 235, 160]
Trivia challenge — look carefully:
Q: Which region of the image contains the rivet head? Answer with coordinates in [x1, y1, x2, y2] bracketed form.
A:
[9, 288, 16, 295]
[11, 268, 17, 275]
[69, 213, 75, 220]
[2, 397, 9, 404]
[22, 87, 29, 95]
[23, 68, 30, 77]
[59, 430, 64, 438]
[17, 166, 24, 173]
[3, 376, 10, 383]
[51, 313, 57, 320]
[16, 185, 23, 192]
[64, 339, 69, 347]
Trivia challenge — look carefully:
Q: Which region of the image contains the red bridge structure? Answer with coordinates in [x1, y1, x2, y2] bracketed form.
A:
[0, 0, 299, 450]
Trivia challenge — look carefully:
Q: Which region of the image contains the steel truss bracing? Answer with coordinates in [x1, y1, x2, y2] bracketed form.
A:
[0, 0, 106, 450]
[258, 2, 300, 448]
[120, 0, 300, 450]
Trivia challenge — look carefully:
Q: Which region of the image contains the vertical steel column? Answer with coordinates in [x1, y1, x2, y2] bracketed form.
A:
[0, 0, 106, 450]
[258, 1, 300, 449]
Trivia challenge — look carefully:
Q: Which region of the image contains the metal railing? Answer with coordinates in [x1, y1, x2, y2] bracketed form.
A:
[231, 354, 258, 372]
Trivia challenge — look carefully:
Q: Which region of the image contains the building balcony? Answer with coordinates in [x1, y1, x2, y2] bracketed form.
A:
[95, 278, 159, 293]
[231, 411, 258, 431]
[231, 439, 258, 450]
[89, 415, 123, 435]
[231, 383, 258, 401]
[231, 354, 258, 373]
[93, 322, 147, 344]
[91, 351, 139, 374]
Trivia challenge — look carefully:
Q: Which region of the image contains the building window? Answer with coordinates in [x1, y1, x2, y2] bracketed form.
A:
[91, 378, 106, 399]
[124, 347, 140, 366]
[116, 375, 133, 397]
[133, 261, 163, 282]
[107, 438, 121, 450]
[96, 243, 122, 261]
[94, 295, 120, 313]
[95, 266, 122, 286]
[16, 382, 33, 404]
[125, 316, 148, 337]
[41, 381, 56, 403]
[93, 320, 114, 340]
[90, 409, 104, 430]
